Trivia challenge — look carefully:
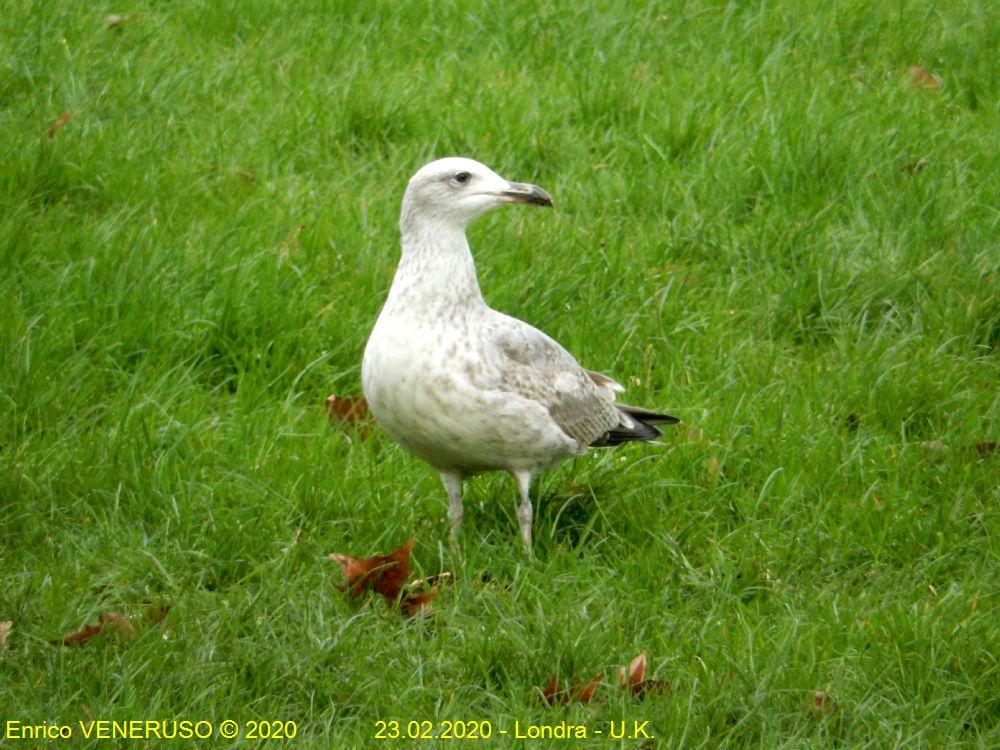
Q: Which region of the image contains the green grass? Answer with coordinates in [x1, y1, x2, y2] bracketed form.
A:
[2, 0, 998, 747]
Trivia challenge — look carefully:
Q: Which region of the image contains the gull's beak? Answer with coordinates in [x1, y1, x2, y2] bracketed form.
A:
[499, 181, 554, 207]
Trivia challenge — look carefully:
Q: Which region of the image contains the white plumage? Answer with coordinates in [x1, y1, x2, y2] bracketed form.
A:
[362, 157, 677, 550]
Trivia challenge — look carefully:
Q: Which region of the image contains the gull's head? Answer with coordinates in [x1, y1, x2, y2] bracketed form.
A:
[400, 157, 553, 231]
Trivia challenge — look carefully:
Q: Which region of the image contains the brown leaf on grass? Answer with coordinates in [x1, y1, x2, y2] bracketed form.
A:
[326, 395, 371, 436]
[401, 589, 439, 616]
[571, 675, 603, 703]
[400, 571, 453, 616]
[617, 651, 669, 697]
[330, 538, 453, 617]
[807, 690, 837, 717]
[542, 675, 566, 705]
[100, 612, 135, 636]
[541, 674, 604, 705]
[0, 620, 11, 654]
[46, 111, 71, 139]
[908, 66, 942, 89]
[329, 538, 413, 600]
[618, 650, 647, 690]
[53, 612, 134, 646]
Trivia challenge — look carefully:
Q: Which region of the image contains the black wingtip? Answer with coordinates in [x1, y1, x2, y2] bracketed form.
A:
[618, 405, 680, 425]
[590, 404, 680, 447]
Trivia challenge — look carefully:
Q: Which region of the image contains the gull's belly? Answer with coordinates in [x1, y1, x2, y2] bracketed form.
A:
[362, 323, 575, 473]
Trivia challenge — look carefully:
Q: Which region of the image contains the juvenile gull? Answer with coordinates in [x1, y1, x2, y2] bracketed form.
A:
[362, 157, 677, 550]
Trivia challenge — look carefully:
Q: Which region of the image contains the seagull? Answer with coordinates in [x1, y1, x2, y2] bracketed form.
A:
[362, 157, 678, 550]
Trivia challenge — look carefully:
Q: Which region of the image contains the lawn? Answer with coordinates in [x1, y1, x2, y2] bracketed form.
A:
[1, 0, 998, 747]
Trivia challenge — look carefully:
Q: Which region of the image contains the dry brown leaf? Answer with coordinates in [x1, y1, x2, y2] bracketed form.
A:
[542, 675, 565, 705]
[541, 674, 604, 705]
[54, 612, 134, 646]
[401, 572, 452, 616]
[0, 620, 11, 653]
[571, 675, 603, 703]
[46, 111, 71, 139]
[100, 612, 135, 636]
[56, 622, 104, 646]
[618, 650, 647, 689]
[326, 395, 371, 436]
[329, 538, 414, 601]
[807, 690, 837, 717]
[401, 589, 439, 617]
[617, 651, 669, 697]
[908, 66, 942, 89]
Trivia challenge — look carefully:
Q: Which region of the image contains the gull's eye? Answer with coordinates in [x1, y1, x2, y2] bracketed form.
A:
[454, 171, 471, 185]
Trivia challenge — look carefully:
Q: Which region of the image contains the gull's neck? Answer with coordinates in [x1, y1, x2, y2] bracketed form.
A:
[384, 215, 486, 318]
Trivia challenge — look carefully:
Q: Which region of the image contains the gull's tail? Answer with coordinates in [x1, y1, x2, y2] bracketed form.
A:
[591, 405, 679, 447]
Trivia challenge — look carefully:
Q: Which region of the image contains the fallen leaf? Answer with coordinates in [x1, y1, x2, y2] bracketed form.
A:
[541, 674, 603, 705]
[807, 690, 837, 717]
[233, 170, 256, 185]
[908, 65, 942, 89]
[329, 538, 414, 600]
[617, 651, 669, 697]
[106, 13, 134, 29]
[55, 622, 103, 646]
[0, 620, 11, 653]
[400, 571, 452, 616]
[101, 612, 135, 635]
[542, 675, 566, 705]
[46, 111, 71, 139]
[53, 612, 134, 646]
[325, 395, 371, 436]
[618, 651, 647, 690]
[401, 589, 439, 616]
[572, 675, 602, 703]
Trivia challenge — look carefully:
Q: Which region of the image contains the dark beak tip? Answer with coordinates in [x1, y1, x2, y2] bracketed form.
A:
[506, 182, 553, 207]
[534, 188, 554, 208]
